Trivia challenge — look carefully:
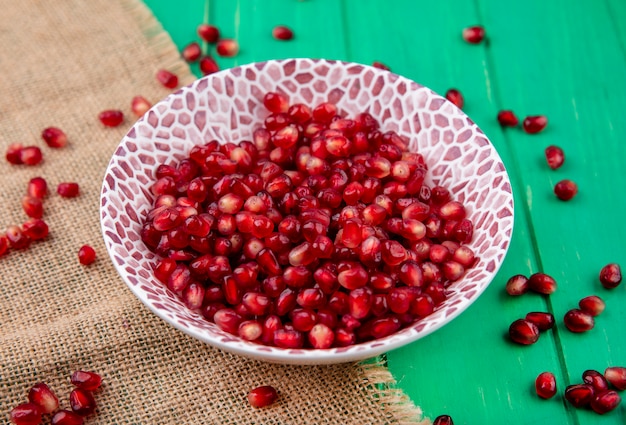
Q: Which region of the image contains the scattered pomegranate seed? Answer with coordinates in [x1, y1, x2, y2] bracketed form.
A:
[372, 61, 391, 71]
[98, 110, 124, 127]
[462, 25, 485, 43]
[599, 263, 621, 289]
[22, 195, 44, 219]
[28, 382, 59, 414]
[27, 177, 48, 199]
[445, 89, 464, 109]
[78, 245, 96, 265]
[216, 39, 239, 57]
[6, 142, 24, 164]
[525, 312, 555, 331]
[591, 390, 621, 414]
[496, 110, 519, 127]
[578, 295, 605, 316]
[197, 24, 220, 43]
[505, 274, 529, 296]
[605, 367, 626, 390]
[565, 384, 595, 408]
[51, 410, 85, 425]
[6, 225, 31, 250]
[57, 182, 80, 198]
[22, 218, 49, 241]
[508, 319, 540, 345]
[554, 179, 578, 201]
[522, 115, 547, 134]
[41, 127, 68, 148]
[156, 69, 178, 89]
[583, 369, 609, 392]
[563, 308, 594, 333]
[70, 371, 103, 390]
[182, 41, 201, 62]
[247, 385, 278, 408]
[544, 145, 565, 170]
[131, 95, 151, 117]
[527, 272, 557, 294]
[9, 402, 43, 425]
[433, 415, 454, 425]
[20, 146, 43, 166]
[535, 372, 557, 399]
[69, 388, 96, 415]
[272, 25, 293, 40]
[199, 56, 219, 75]
[0, 234, 9, 256]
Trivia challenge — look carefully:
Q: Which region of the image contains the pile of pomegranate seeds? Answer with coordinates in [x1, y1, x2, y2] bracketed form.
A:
[247, 385, 278, 408]
[9, 371, 102, 425]
[141, 92, 478, 349]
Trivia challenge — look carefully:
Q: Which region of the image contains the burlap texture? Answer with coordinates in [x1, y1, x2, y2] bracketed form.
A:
[0, 1, 429, 423]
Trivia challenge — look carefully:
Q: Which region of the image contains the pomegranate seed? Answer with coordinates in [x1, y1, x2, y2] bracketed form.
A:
[156, 69, 178, 89]
[41, 126, 68, 148]
[308, 323, 334, 348]
[497, 110, 519, 127]
[98, 109, 124, 127]
[563, 309, 594, 333]
[69, 388, 96, 415]
[591, 390, 621, 414]
[522, 115, 548, 134]
[372, 61, 391, 71]
[462, 25, 485, 43]
[70, 371, 102, 391]
[264, 92, 289, 114]
[131, 95, 151, 117]
[508, 318, 540, 345]
[57, 182, 80, 198]
[565, 384, 595, 408]
[554, 179, 578, 201]
[432, 415, 454, 425]
[368, 316, 402, 339]
[338, 262, 369, 290]
[216, 39, 239, 57]
[312, 102, 337, 124]
[6, 143, 24, 164]
[6, 225, 31, 250]
[248, 385, 278, 408]
[77, 245, 96, 265]
[20, 146, 43, 166]
[213, 308, 243, 335]
[272, 25, 294, 40]
[51, 410, 85, 425]
[197, 24, 220, 43]
[525, 312, 555, 331]
[239, 320, 263, 341]
[583, 370, 609, 392]
[182, 41, 201, 62]
[22, 195, 43, 219]
[535, 372, 557, 399]
[544, 145, 565, 170]
[28, 382, 59, 413]
[9, 403, 43, 425]
[273, 328, 303, 348]
[579, 295, 605, 316]
[0, 234, 10, 256]
[599, 263, 621, 289]
[199, 56, 219, 75]
[28, 177, 47, 199]
[445, 89, 464, 109]
[605, 367, 626, 390]
[527, 272, 557, 294]
[22, 218, 49, 241]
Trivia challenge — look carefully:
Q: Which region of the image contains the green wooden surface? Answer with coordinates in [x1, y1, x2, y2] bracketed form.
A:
[144, 1, 626, 423]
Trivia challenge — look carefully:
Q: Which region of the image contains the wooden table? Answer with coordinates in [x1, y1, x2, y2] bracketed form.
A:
[144, 1, 626, 423]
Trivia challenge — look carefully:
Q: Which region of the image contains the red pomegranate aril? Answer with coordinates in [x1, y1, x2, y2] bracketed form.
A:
[9, 403, 44, 425]
[69, 388, 96, 416]
[599, 263, 621, 289]
[296, 288, 325, 309]
[371, 61, 390, 71]
[411, 294, 435, 317]
[527, 272, 557, 294]
[213, 308, 242, 335]
[78, 245, 96, 265]
[505, 274, 529, 296]
[544, 145, 565, 170]
[583, 370, 609, 392]
[6, 225, 31, 250]
[98, 109, 124, 127]
[445, 89, 464, 109]
[41, 126, 68, 148]
[380, 240, 407, 266]
[535, 372, 557, 399]
[6, 142, 24, 164]
[156, 69, 178, 89]
[591, 390, 621, 414]
[257, 248, 282, 275]
[429, 244, 450, 264]
[288, 242, 316, 266]
[433, 415, 454, 425]
[442, 261, 465, 282]
[197, 24, 219, 43]
[338, 262, 369, 290]
[579, 295, 605, 316]
[273, 328, 303, 348]
[182, 282, 205, 309]
[20, 146, 43, 166]
[28, 382, 59, 414]
[348, 287, 373, 319]
[22, 218, 49, 241]
[554, 179, 578, 201]
[508, 319, 540, 345]
[368, 316, 402, 339]
[26, 177, 47, 200]
[51, 410, 85, 425]
[452, 246, 475, 268]
[271, 25, 294, 40]
[21, 195, 43, 219]
[462, 25, 485, 43]
[605, 367, 626, 390]
[525, 312, 555, 331]
[312, 102, 337, 124]
[248, 385, 278, 408]
[131, 95, 151, 117]
[522, 115, 548, 134]
[70, 371, 102, 391]
[565, 384, 595, 408]
[199, 56, 219, 75]
[182, 41, 201, 62]
[263, 92, 289, 114]
[497, 110, 519, 127]
[335, 328, 356, 346]
[216, 39, 239, 57]
[155, 259, 176, 283]
[563, 309, 594, 333]
[167, 263, 191, 292]
[239, 320, 263, 341]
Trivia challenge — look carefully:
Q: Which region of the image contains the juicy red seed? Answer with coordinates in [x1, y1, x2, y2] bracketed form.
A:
[272, 25, 294, 40]
[156, 69, 178, 89]
[308, 323, 335, 348]
[28, 382, 59, 414]
[22, 218, 49, 241]
[544, 145, 565, 170]
[522, 115, 548, 134]
[563, 309, 594, 333]
[41, 126, 68, 148]
[9, 403, 44, 425]
[368, 316, 402, 339]
[199, 56, 220, 75]
[51, 410, 85, 425]
[599, 263, 621, 289]
[216, 39, 239, 57]
[22, 195, 43, 219]
[372, 61, 391, 71]
[239, 320, 263, 341]
[579, 295, 605, 316]
[337, 262, 369, 290]
[591, 390, 621, 415]
[98, 109, 124, 127]
[497, 110, 519, 127]
[20, 146, 43, 166]
[70, 370, 102, 391]
[527, 272, 557, 294]
[535, 372, 557, 399]
[6, 143, 24, 164]
[78, 245, 97, 265]
[264, 92, 289, 114]
[0, 234, 9, 257]
[525, 312, 555, 331]
[131, 95, 151, 117]
[583, 370, 609, 392]
[213, 308, 243, 335]
[6, 225, 31, 250]
[554, 179, 578, 201]
[273, 328, 303, 348]
[312, 102, 337, 124]
[462, 25, 485, 43]
[197, 24, 220, 43]
[69, 388, 96, 415]
[248, 385, 278, 408]
[432, 415, 454, 425]
[445, 89, 464, 109]
[182, 41, 201, 62]
[57, 182, 80, 198]
[605, 367, 626, 390]
[508, 318, 540, 345]
[565, 384, 595, 408]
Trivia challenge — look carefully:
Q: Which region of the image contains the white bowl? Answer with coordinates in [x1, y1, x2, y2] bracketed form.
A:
[100, 59, 514, 365]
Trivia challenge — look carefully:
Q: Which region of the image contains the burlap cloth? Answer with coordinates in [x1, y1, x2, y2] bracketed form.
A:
[0, 1, 430, 424]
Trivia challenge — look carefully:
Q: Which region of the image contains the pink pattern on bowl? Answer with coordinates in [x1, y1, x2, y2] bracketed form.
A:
[100, 59, 514, 365]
